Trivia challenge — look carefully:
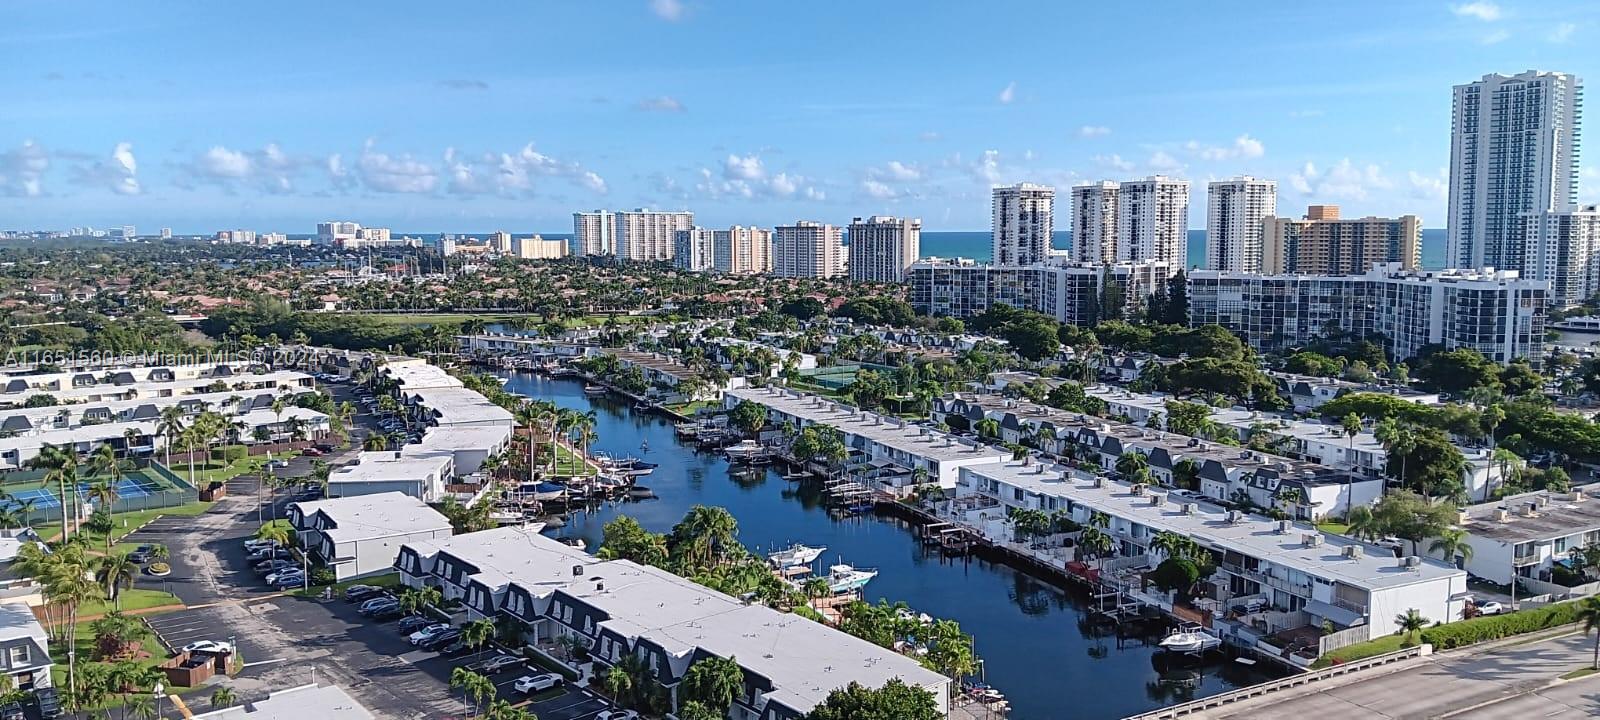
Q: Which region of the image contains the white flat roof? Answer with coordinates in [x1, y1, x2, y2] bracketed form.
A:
[414, 425, 512, 453]
[383, 363, 463, 390]
[292, 491, 451, 544]
[0, 419, 159, 454]
[0, 601, 46, 644]
[331, 452, 452, 483]
[407, 387, 515, 425]
[728, 386, 1010, 463]
[966, 459, 1464, 591]
[8, 370, 313, 405]
[191, 684, 374, 720]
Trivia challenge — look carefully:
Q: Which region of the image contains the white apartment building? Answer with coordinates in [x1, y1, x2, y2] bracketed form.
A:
[954, 460, 1467, 639]
[773, 221, 844, 278]
[615, 209, 693, 262]
[725, 386, 1010, 490]
[711, 225, 772, 274]
[316, 221, 361, 245]
[1188, 263, 1548, 363]
[514, 236, 568, 260]
[992, 183, 1055, 266]
[847, 216, 921, 282]
[1071, 182, 1120, 265]
[489, 231, 513, 254]
[1448, 70, 1583, 271]
[1206, 177, 1277, 272]
[671, 228, 717, 272]
[1072, 177, 1189, 269]
[288, 492, 453, 582]
[395, 527, 951, 719]
[1523, 206, 1600, 308]
[572, 210, 617, 257]
[1451, 489, 1600, 587]
[907, 257, 1170, 326]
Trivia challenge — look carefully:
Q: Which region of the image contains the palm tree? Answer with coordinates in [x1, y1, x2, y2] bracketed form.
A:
[363, 434, 389, 451]
[157, 406, 185, 468]
[450, 667, 495, 718]
[1394, 608, 1428, 646]
[671, 505, 740, 570]
[95, 553, 139, 610]
[681, 655, 744, 715]
[801, 576, 831, 601]
[462, 618, 496, 654]
[28, 443, 78, 540]
[1428, 528, 1475, 569]
[1345, 505, 1381, 542]
[1578, 596, 1600, 670]
[88, 443, 123, 484]
[209, 686, 239, 709]
[1077, 526, 1115, 572]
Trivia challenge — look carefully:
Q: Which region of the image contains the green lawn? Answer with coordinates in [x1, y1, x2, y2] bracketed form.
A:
[78, 588, 184, 617]
[291, 571, 401, 598]
[663, 400, 714, 416]
[551, 445, 594, 476]
[1308, 634, 1408, 669]
[172, 451, 300, 487]
[1562, 666, 1599, 680]
[1317, 521, 1350, 536]
[48, 606, 199, 709]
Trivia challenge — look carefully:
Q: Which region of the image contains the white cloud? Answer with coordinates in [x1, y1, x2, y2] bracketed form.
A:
[1094, 154, 1135, 172]
[444, 143, 607, 196]
[1408, 168, 1448, 202]
[918, 131, 942, 142]
[1078, 125, 1111, 138]
[1549, 22, 1577, 43]
[0, 140, 48, 197]
[71, 142, 139, 195]
[176, 143, 311, 193]
[859, 161, 923, 201]
[1147, 151, 1183, 172]
[862, 179, 897, 200]
[1481, 29, 1510, 44]
[997, 82, 1016, 105]
[973, 150, 1003, 184]
[1289, 158, 1396, 201]
[635, 96, 686, 112]
[1186, 134, 1266, 161]
[356, 140, 438, 194]
[1451, 1, 1502, 21]
[196, 146, 252, 178]
[870, 161, 921, 182]
[649, 0, 684, 21]
[723, 154, 765, 181]
[327, 153, 355, 190]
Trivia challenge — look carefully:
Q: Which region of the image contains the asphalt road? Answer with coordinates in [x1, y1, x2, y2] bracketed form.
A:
[1200, 633, 1600, 719]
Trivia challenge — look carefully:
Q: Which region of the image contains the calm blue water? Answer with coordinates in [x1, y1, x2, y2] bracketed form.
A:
[504, 373, 1277, 720]
[913, 229, 1448, 270]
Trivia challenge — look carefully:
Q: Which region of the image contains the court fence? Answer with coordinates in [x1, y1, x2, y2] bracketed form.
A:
[4, 459, 200, 530]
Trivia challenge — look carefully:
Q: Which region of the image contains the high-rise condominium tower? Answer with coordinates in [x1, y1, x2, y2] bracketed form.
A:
[847, 216, 922, 282]
[992, 183, 1054, 266]
[1206, 177, 1277, 272]
[1523, 205, 1600, 308]
[713, 226, 772, 274]
[1071, 177, 1189, 268]
[1448, 70, 1582, 270]
[773, 221, 844, 278]
[1262, 205, 1421, 275]
[573, 210, 616, 256]
[672, 228, 717, 272]
[615, 209, 693, 262]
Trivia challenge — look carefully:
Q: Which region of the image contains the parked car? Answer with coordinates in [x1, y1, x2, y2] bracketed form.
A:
[314, 443, 337, 453]
[254, 559, 295, 575]
[407, 623, 452, 645]
[302, 447, 325, 457]
[419, 629, 462, 651]
[249, 548, 291, 562]
[270, 459, 290, 469]
[471, 655, 524, 674]
[344, 584, 388, 602]
[31, 687, 61, 720]
[268, 572, 306, 589]
[513, 674, 563, 694]
[358, 596, 399, 614]
[596, 711, 640, 720]
[395, 615, 435, 634]
[1475, 600, 1506, 616]
[127, 545, 158, 563]
[181, 640, 235, 654]
[0, 699, 25, 720]
[243, 538, 279, 552]
[369, 604, 407, 621]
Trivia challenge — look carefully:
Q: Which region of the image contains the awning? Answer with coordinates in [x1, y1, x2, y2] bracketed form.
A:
[1305, 599, 1365, 628]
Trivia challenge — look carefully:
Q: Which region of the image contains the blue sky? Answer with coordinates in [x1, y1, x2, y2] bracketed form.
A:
[1, 0, 1597, 233]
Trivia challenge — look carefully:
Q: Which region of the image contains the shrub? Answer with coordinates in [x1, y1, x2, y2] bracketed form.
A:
[310, 567, 336, 585]
[211, 445, 249, 463]
[1419, 600, 1582, 650]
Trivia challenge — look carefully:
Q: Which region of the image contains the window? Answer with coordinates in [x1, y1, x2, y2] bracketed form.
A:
[9, 646, 27, 666]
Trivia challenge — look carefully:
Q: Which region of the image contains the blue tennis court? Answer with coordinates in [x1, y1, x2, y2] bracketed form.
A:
[2, 473, 167, 509]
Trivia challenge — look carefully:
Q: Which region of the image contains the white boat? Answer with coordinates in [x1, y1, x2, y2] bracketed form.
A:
[1553, 315, 1600, 333]
[583, 385, 607, 396]
[768, 543, 826, 568]
[1158, 624, 1218, 653]
[826, 564, 878, 594]
[724, 440, 769, 463]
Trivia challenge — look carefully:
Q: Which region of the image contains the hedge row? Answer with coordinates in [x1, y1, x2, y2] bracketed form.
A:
[1420, 600, 1582, 650]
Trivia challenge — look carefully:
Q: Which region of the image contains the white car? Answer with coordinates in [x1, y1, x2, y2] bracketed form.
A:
[596, 711, 639, 720]
[407, 623, 452, 645]
[264, 569, 302, 584]
[181, 640, 234, 654]
[475, 655, 523, 673]
[512, 673, 563, 694]
[1476, 600, 1506, 616]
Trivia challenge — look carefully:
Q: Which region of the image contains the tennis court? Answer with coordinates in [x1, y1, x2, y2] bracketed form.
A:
[1, 468, 175, 510]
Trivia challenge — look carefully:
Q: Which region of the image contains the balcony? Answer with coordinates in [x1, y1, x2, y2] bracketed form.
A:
[1331, 596, 1369, 615]
[1513, 553, 1542, 567]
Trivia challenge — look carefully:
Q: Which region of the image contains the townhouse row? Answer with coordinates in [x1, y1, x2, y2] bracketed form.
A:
[934, 393, 1382, 520]
[395, 526, 951, 720]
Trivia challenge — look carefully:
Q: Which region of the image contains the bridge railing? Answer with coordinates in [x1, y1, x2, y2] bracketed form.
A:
[1122, 645, 1429, 719]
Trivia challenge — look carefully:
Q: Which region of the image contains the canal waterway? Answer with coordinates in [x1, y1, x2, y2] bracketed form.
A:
[502, 372, 1279, 720]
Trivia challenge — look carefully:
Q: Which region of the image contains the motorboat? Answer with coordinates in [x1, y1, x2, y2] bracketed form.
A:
[1158, 624, 1218, 653]
[768, 543, 826, 568]
[724, 440, 770, 463]
[524, 482, 569, 502]
[583, 385, 607, 396]
[826, 564, 878, 594]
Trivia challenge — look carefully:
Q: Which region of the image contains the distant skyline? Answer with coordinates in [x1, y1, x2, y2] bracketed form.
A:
[2, 1, 1597, 233]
